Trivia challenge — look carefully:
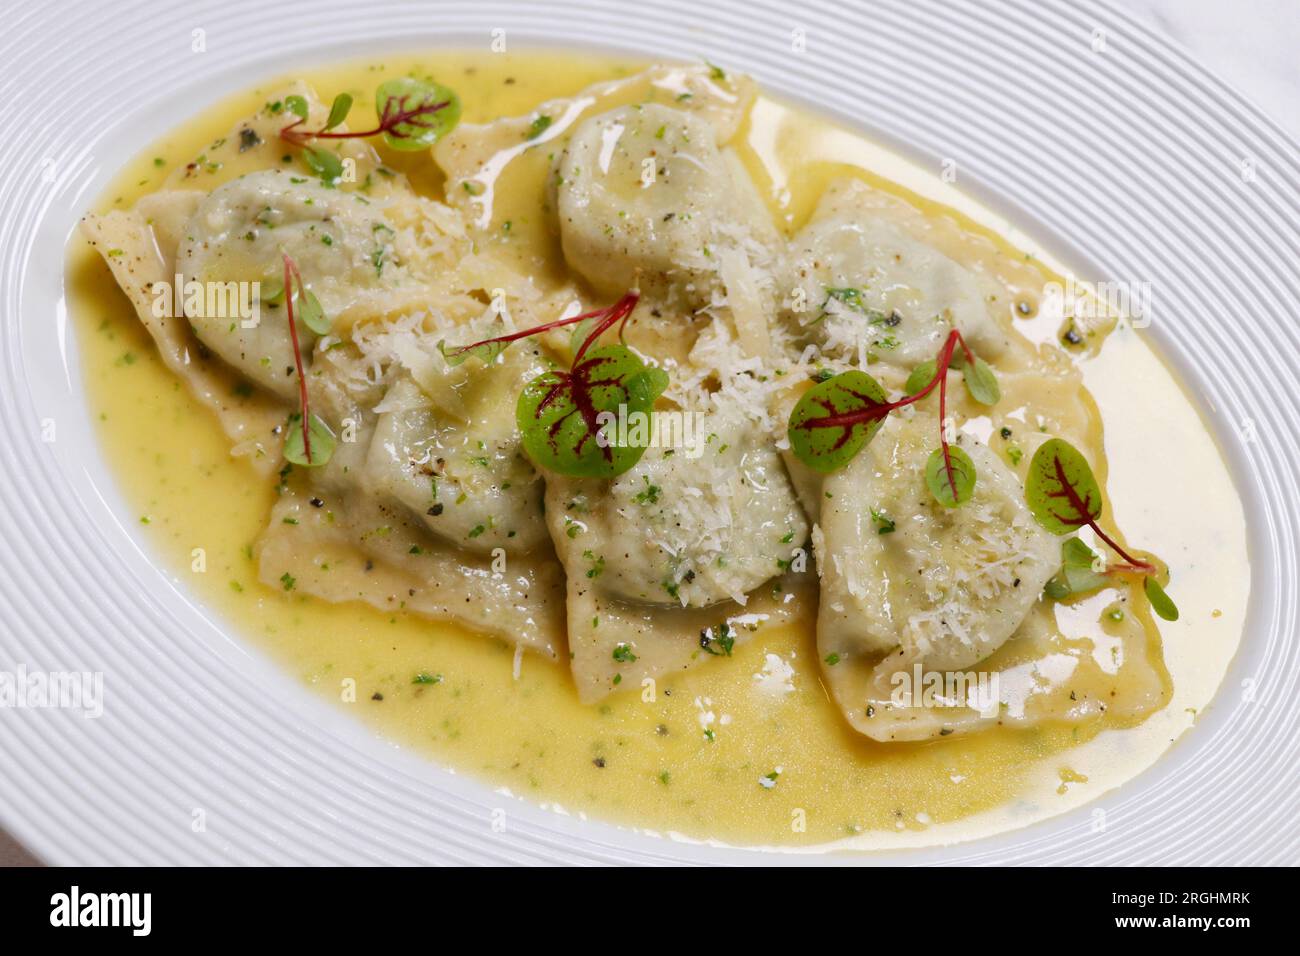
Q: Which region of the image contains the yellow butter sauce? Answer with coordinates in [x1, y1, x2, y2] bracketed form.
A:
[66, 52, 1249, 850]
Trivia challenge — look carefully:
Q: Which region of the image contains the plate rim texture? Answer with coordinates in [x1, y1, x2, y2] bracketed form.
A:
[0, 0, 1297, 865]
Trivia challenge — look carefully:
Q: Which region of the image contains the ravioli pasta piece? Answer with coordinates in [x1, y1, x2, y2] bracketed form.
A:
[554, 102, 780, 315]
[822, 595, 1171, 741]
[563, 406, 807, 607]
[267, 335, 564, 653]
[812, 409, 1168, 740]
[80, 194, 286, 473]
[252, 297, 569, 652]
[544, 482, 804, 702]
[175, 168, 451, 399]
[817, 412, 1058, 671]
[540, 405, 808, 701]
[437, 64, 777, 361]
[785, 178, 1012, 367]
[434, 64, 757, 227]
[364, 367, 550, 555]
[84, 87, 468, 443]
[257, 486, 565, 657]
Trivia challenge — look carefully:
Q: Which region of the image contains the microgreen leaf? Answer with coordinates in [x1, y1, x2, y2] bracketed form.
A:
[280, 252, 331, 467]
[292, 285, 330, 335]
[568, 311, 607, 355]
[285, 95, 309, 121]
[1045, 537, 1110, 599]
[1026, 437, 1156, 571]
[516, 345, 667, 478]
[375, 77, 461, 150]
[788, 370, 889, 473]
[1144, 577, 1179, 621]
[324, 92, 353, 131]
[905, 360, 937, 396]
[259, 277, 285, 305]
[962, 356, 1001, 406]
[283, 412, 336, 467]
[302, 146, 343, 184]
[925, 446, 976, 507]
[1026, 438, 1102, 535]
[438, 336, 507, 367]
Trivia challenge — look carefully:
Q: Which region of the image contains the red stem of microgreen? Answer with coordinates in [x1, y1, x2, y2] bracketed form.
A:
[937, 334, 959, 501]
[1051, 457, 1154, 572]
[445, 292, 640, 366]
[794, 328, 973, 494]
[280, 94, 451, 145]
[282, 253, 313, 463]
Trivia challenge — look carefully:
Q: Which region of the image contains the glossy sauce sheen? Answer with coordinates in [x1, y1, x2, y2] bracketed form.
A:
[67, 52, 1250, 849]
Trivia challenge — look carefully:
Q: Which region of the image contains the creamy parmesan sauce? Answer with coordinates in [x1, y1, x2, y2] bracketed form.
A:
[66, 52, 1249, 850]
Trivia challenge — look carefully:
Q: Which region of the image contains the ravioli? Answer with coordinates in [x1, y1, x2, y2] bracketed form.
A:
[364, 360, 550, 555]
[817, 412, 1058, 671]
[557, 406, 806, 608]
[785, 178, 1012, 367]
[84, 88, 574, 657]
[80, 193, 287, 472]
[434, 64, 758, 227]
[81, 60, 1176, 761]
[177, 170, 394, 398]
[544, 482, 806, 703]
[554, 102, 779, 313]
[807, 377, 1168, 742]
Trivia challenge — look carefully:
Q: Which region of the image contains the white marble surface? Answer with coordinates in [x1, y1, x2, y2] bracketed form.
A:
[1126, 0, 1300, 137]
[1, 0, 1295, 868]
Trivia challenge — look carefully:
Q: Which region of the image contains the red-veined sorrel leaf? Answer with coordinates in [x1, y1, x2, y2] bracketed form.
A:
[1027, 436, 1156, 575]
[1026, 438, 1102, 534]
[788, 370, 890, 473]
[925, 445, 976, 507]
[280, 80, 459, 156]
[376, 77, 461, 150]
[790, 329, 994, 487]
[516, 345, 668, 478]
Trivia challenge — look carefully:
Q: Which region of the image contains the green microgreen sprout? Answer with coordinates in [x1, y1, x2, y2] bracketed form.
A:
[279, 253, 335, 468]
[438, 293, 668, 478]
[788, 328, 995, 508]
[279, 79, 461, 171]
[1026, 438, 1177, 620]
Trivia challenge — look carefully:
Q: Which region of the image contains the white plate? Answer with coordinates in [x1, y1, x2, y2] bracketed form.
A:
[1, 0, 1296, 865]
